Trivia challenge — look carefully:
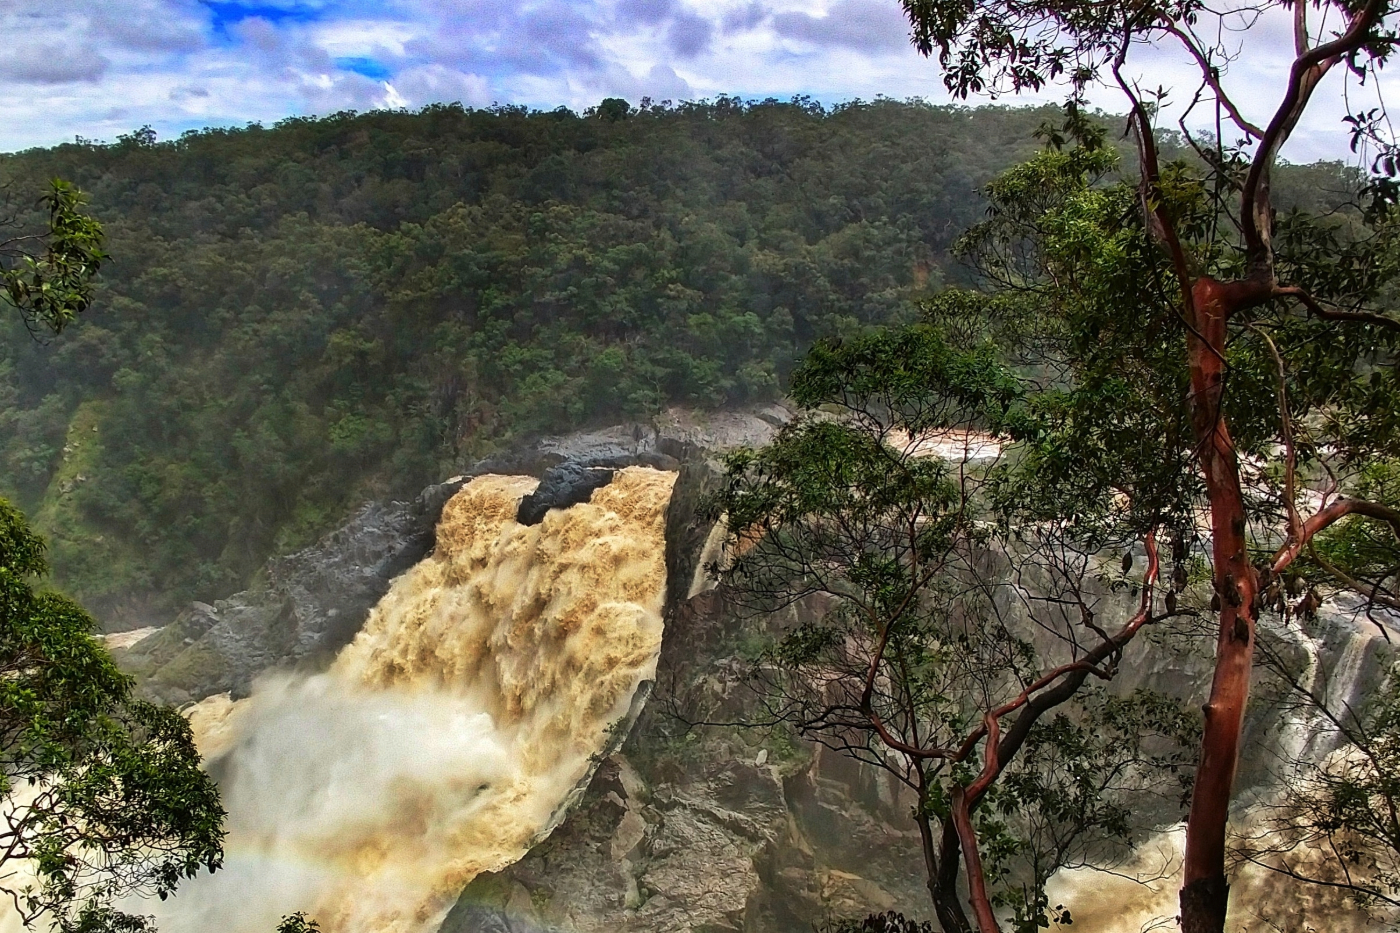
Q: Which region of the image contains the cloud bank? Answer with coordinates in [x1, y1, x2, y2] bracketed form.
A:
[0, 0, 1386, 163]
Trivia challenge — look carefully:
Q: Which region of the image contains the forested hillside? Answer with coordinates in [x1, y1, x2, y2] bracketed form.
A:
[0, 97, 1352, 621]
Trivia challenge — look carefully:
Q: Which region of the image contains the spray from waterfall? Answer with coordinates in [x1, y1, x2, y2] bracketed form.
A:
[148, 467, 677, 933]
[1046, 602, 1394, 933]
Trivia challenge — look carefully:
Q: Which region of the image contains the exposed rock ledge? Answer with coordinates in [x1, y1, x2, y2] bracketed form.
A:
[114, 402, 1395, 933]
[117, 405, 789, 706]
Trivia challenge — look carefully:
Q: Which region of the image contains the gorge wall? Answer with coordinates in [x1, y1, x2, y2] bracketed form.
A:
[107, 409, 1397, 933]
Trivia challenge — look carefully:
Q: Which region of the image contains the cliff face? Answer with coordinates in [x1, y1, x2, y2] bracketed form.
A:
[438, 585, 937, 933]
[117, 409, 1398, 933]
[118, 478, 468, 705]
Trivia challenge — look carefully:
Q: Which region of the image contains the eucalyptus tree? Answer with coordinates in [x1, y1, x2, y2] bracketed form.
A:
[893, 1, 1400, 929]
[713, 326, 1197, 932]
[0, 179, 106, 337]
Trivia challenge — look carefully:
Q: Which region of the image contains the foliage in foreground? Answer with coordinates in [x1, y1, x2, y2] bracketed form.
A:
[0, 497, 224, 931]
[936, 108, 1400, 930]
[0, 179, 106, 338]
[820, 912, 934, 933]
[713, 322, 1198, 931]
[276, 913, 320, 933]
[894, 0, 1400, 927]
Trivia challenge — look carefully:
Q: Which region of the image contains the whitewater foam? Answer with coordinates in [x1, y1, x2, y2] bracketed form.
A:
[144, 467, 675, 933]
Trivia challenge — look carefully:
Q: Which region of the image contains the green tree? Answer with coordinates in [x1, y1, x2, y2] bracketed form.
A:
[592, 97, 632, 121]
[713, 327, 1197, 931]
[0, 497, 224, 931]
[0, 173, 227, 933]
[276, 913, 320, 933]
[0, 179, 106, 336]
[894, 2, 1400, 929]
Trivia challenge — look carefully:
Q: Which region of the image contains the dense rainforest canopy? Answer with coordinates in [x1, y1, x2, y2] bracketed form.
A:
[0, 97, 1355, 622]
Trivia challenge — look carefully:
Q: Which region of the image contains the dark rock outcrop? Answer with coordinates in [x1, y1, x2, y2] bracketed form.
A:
[119, 477, 468, 705]
[517, 465, 618, 526]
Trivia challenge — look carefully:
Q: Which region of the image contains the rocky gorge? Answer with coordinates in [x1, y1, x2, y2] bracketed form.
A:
[109, 407, 1397, 933]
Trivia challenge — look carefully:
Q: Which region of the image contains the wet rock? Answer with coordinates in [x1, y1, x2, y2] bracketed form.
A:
[120, 477, 468, 704]
[517, 464, 617, 526]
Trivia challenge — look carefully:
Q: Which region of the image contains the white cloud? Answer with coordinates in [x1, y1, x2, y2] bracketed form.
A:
[312, 19, 420, 58]
[0, 43, 111, 85]
[0, 0, 1389, 165]
[87, 0, 208, 54]
[771, 0, 910, 53]
[390, 64, 492, 108]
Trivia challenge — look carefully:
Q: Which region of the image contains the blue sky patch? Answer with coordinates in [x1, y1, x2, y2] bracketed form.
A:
[334, 57, 392, 80]
[201, 0, 323, 34]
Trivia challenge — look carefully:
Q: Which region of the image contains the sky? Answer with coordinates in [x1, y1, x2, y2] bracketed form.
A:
[0, 0, 1392, 164]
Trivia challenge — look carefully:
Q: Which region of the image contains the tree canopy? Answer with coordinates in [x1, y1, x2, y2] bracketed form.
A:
[886, 2, 1400, 930]
[0, 497, 224, 932]
[0, 98, 1060, 619]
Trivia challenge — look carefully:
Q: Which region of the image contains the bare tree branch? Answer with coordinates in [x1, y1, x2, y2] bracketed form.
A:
[1162, 23, 1264, 139]
[1274, 284, 1400, 332]
[1242, 0, 1390, 278]
[1272, 497, 1400, 574]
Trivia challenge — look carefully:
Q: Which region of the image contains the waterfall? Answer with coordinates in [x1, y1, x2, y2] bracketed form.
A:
[1046, 598, 1395, 932]
[138, 467, 676, 933]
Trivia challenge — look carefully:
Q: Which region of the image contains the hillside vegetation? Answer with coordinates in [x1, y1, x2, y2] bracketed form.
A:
[0, 98, 1352, 621]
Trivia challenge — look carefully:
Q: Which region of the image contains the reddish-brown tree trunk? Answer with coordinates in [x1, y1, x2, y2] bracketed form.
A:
[950, 786, 1000, 933]
[915, 767, 972, 933]
[1180, 279, 1261, 933]
[916, 808, 972, 933]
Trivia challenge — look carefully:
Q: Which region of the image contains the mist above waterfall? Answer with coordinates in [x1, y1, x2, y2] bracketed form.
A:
[149, 467, 677, 933]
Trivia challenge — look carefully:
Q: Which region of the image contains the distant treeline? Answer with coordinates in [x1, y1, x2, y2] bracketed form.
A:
[0, 97, 1356, 619]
